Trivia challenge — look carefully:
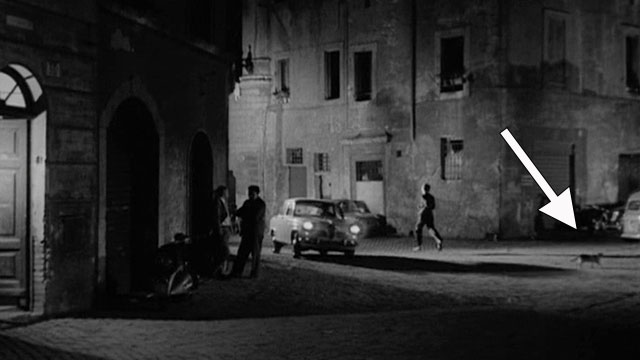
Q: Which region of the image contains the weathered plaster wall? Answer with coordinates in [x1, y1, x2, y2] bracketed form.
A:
[0, 0, 98, 315]
[231, 0, 640, 240]
[229, 77, 272, 214]
[499, 0, 640, 237]
[98, 9, 231, 257]
[2, 0, 237, 315]
[411, 91, 503, 239]
[232, 0, 414, 219]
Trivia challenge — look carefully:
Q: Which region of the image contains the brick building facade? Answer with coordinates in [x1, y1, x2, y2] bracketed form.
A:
[1, 0, 240, 315]
[229, 0, 640, 240]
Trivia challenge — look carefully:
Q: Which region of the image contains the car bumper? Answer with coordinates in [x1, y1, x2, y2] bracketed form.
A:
[621, 232, 640, 239]
[298, 236, 357, 251]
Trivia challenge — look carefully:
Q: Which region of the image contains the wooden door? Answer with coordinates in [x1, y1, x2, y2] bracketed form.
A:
[288, 166, 307, 198]
[533, 141, 570, 229]
[355, 160, 384, 215]
[0, 120, 27, 298]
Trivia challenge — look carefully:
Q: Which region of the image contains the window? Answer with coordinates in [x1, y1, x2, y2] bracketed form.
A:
[543, 12, 567, 86]
[354, 51, 372, 101]
[0, 64, 43, 111]
[627, 36, 640, 93]
[0, 73, 25, 108]
[314, 153, 330, 172]
[436, 28, 469, 98]
[286, 147, 303, 165]
[324, 51, 340, 100]
[276, 59, 290, 95]
[440, 36, 465, 93]
[356, 160, 383, 181]
[441, 138, 463, 180]
[293, 201, 336, 217]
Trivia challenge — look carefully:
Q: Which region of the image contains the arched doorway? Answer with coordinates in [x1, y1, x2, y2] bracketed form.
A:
[189, 133, 214, 239]
[106, 98, 159, 294]
[0, 64, 46, 309]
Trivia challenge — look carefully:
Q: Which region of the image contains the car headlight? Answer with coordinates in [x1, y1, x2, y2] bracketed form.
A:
[349, 224, 361, 234]
[303, 221, 314, 230]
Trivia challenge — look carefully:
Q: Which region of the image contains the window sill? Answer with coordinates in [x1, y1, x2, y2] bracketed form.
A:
[437, 88, 468, 100]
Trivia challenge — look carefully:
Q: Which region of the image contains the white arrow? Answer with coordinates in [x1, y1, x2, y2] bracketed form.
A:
[500, 129, 576, 229]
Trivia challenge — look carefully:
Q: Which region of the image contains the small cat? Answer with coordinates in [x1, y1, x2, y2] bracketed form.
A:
[570, 253, 603, 268]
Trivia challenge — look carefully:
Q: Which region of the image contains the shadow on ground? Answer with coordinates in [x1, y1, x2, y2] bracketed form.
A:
[477, 253, 640, 259]
[0, 334, 105, 359]
[302, 254, 570, 277]
[78, 258, 468, 321]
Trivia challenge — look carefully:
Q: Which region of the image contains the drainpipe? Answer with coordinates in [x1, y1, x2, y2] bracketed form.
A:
[342, 0, 350, 198]
[411, 0, 417, 142]
[410, 0, 418, 234]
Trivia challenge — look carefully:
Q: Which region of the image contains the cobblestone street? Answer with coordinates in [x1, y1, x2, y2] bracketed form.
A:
[2, 235, 640, 359]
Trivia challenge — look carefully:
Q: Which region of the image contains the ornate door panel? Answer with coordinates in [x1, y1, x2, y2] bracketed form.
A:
[0, 120, 27, 298]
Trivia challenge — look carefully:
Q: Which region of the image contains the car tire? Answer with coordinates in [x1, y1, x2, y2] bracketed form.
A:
[319, 250, 328, 257]
[344, 250, 355, 258]
[292, 233, 302, 259]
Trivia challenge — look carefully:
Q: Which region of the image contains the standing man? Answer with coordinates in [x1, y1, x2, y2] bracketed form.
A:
[230, 185, 266, 278]
[414, 183, 444, 251]
[212, 185, 232, 276]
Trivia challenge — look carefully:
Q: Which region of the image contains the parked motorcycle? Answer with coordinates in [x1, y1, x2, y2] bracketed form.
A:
[151, 231, 232, 299]
[152, 233, 198, 298]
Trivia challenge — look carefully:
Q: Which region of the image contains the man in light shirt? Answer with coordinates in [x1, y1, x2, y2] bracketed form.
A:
[212, 185, 232, 276]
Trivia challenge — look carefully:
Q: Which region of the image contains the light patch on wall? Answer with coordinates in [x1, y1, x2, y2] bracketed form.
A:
[45, 61, 62, 78]
[6, 15, 33, 31]
[110, 29, 134, 52]
[330, 115, 343, 133]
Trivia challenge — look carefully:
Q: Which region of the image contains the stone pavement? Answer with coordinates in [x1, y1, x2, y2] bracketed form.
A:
[1, 235, 639, 359]
[2, 307, 638, 359]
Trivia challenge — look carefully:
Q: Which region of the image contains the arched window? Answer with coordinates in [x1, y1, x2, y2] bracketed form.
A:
[0, 64, 44, 116]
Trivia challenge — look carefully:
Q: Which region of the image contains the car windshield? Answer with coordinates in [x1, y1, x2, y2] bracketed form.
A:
[338, 200, 370, 214]
[294, 201, 337, 217]
[628, 200, 640, 211]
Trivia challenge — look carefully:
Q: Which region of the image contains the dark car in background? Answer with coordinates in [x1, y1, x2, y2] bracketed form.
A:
[332, 199, 391, 238]
[575, 202, 624, 233]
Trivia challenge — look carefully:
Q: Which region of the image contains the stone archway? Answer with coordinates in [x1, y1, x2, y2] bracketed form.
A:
[105, 98, 159, 294]
[98, 77, 165, 296]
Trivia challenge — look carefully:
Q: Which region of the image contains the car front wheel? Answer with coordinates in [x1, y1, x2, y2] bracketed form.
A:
[292, 233, 302, 259]
[344, 250, 355, 258]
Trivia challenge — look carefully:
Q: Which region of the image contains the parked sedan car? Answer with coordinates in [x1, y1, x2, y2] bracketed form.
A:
[332, 199, 388, 238]
[621, 191, 640, 240]
[270, 198, 361, 257]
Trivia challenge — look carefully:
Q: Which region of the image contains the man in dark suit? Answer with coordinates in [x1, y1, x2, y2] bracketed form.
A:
[230, 185, 266, 278]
